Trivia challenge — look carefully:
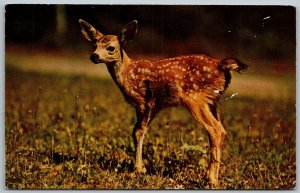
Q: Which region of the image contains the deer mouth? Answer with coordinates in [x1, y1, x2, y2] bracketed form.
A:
[91, 59, 105, 64]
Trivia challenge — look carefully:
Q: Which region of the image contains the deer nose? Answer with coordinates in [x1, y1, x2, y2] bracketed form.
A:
[90, 53, 100, 64]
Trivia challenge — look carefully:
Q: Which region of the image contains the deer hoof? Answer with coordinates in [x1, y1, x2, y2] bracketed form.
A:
[206, 170, 219, 188]
[135, 165, 147, 174]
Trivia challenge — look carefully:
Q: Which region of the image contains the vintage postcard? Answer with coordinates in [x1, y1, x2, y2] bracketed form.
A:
[5, 4, 296, 189]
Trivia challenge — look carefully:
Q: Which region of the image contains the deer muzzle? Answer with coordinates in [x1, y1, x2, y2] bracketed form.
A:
[90, 53, 103, 64]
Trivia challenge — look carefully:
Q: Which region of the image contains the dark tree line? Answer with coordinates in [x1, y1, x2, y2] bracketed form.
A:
[5, 5, 295, 63]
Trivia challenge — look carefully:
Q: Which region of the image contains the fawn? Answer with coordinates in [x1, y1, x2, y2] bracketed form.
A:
[79, 19, 247, 187]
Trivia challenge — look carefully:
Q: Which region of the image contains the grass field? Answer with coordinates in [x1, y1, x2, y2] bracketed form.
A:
[5, 61, 296, 189]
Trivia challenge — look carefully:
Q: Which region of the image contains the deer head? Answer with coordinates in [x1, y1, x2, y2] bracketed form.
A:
[79, 19, 138, 65]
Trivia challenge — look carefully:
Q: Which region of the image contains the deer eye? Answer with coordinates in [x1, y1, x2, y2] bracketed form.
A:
[107, 46, 115, 52]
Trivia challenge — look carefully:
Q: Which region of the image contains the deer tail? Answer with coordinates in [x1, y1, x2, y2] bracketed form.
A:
[219, 57, 248, 73]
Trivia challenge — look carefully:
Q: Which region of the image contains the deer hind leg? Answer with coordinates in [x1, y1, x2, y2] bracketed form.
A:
[132, 104, 155, 174]
[184, 99, 226, 187]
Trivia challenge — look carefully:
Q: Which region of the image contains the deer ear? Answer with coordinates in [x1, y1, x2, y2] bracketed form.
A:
[79, 19, 103, 42]
[119, 20, 138, 47]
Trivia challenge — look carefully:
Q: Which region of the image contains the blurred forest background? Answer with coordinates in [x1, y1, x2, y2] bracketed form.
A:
[5, 5, 295, 74]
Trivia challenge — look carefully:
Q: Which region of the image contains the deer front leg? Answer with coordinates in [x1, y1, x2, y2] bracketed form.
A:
[132, 124, 147, 173]
[132, 108, 153, 174]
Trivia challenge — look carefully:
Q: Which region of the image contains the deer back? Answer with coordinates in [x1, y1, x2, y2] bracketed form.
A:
[122, 54, 228, 109]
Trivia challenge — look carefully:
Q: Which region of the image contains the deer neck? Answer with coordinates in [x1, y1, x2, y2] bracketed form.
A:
[106, 50, 131, 91]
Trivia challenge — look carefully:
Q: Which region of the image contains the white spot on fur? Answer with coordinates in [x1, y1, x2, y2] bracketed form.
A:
[130, 73, 136, 79]
[193, 84, 198, 90]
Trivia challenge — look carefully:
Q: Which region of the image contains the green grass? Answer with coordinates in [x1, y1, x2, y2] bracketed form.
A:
[5, 66, 296, 189]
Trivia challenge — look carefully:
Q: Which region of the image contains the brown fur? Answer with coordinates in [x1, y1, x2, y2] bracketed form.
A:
[79, 19, 247, 187]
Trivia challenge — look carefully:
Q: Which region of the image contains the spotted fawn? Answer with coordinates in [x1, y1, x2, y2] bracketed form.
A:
[79, 19, 248, 187]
